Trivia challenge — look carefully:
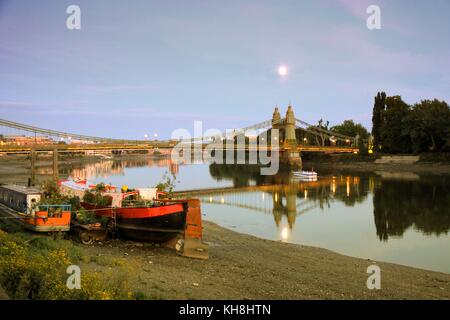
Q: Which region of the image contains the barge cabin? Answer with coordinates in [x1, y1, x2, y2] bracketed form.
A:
[0, 185, 71, 232]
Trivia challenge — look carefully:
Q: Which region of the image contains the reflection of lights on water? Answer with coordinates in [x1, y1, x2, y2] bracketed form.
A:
[304, 189, 308, 199]
[209, 196, 212, 203]
[281, 227, 289, 242]
[262, 193, 265, 200]
[221, 196, 225, 204]
[274, 193, 278, 202]
[332, 181, 336, 194]
[346, 176, 350, 197]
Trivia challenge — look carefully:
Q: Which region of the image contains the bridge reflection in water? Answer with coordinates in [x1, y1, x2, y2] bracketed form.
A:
[175, 163, 450, 245]
[64, 157, 181, 180]
[180, 175, 365, 237]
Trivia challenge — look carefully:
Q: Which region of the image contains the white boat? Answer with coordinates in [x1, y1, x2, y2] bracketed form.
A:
[293, 170, 318, 177]
[292, 170, 318, 181]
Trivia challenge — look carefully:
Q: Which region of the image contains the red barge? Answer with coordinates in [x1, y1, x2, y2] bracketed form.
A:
[59, 179, 208, 259]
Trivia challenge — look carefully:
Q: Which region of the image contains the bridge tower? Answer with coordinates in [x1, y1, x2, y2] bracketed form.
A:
[271, 106, 281, 129]
[285, 105, 297, 145]
[271, 104, 302, 169]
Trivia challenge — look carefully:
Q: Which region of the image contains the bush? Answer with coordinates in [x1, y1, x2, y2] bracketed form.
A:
[0, 230, 135, 300]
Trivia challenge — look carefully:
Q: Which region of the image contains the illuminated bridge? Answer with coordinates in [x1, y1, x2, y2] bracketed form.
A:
[0, 105, 360, 164]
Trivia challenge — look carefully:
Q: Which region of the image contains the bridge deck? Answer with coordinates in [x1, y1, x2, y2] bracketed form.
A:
[0, 143, 358, 154]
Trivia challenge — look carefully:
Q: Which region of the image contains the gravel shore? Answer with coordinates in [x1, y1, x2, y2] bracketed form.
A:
[76, 221, 450, 299]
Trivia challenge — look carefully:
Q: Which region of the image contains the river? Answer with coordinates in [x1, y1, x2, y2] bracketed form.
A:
[64, 157, 450, 274]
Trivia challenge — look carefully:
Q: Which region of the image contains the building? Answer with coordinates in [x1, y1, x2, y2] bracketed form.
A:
[1, 135, 54, 146]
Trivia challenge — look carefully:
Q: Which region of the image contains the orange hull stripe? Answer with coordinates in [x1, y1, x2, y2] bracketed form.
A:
[24, 212, 71, 227]
[117, 204, 185, 219]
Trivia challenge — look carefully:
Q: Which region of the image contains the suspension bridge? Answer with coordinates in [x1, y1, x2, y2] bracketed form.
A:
[0, 105, 359, 166]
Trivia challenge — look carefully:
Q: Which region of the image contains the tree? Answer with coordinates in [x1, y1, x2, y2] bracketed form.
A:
[331, 120, 369, 139]
[372, 91, 386, 151]
[331, 120, 369, 150]
[406, 99, 450, 153]
[379, 95, 411, 153]
[372, 92, 450, 154]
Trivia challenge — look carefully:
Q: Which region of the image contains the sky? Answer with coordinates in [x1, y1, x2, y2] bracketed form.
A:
[0, 0, 449, 139]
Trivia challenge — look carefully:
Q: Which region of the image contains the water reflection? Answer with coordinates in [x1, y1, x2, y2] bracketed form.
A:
[64, 158, 180, 180]
[206, 164, 450, 239]
[373, 178, 450, 241]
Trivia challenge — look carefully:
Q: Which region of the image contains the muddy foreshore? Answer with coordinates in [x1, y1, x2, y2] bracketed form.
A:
[71, 220, 449, 300]
[0, 155, 449, 299]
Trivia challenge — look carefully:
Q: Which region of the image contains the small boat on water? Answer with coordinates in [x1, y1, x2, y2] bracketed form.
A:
[292, 170, 318, 181]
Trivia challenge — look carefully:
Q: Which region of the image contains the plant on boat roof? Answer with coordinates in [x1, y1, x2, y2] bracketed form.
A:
[82, 190, 112, 207]
[155, 171, 178, 197]
[94, 183, 107, 192]
[37, 180, 81, 210]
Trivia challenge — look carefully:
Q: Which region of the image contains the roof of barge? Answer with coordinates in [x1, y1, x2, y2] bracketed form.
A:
[0, 185, 41, 195]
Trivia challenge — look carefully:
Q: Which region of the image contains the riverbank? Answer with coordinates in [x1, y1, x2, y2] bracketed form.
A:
[90, 221, 450, 299]
[0, 220, 449, 300]
[303, 153, 450, 175]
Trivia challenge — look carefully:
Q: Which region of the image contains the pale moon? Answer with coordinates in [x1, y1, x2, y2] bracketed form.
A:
[278, 65, 288, 76]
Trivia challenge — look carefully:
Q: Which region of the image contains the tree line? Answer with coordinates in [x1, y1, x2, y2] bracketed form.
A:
[315, 92, 450, 154]
[372, 92, 450, 154]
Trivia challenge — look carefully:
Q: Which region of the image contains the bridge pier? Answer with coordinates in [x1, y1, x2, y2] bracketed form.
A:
[30, 148, 36, 186]
[53, 148, 59, 181]
[280, 149, 302, 169]
[272, 105, 302, 169]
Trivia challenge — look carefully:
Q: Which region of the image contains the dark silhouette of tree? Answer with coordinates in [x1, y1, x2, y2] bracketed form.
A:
[331, 120, 369, 139]
[405, 99, 450, 153]
[371, 92, 450, 154]
[372, 92, 386, 151]
[380, 95, 411, 153]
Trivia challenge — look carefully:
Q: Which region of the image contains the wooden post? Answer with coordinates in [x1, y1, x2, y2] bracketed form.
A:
[53, 148, 59, 181]
[30, 148, 36, 186]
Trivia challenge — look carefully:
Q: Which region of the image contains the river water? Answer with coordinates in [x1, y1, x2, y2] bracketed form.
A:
[64, 158, 450, 273]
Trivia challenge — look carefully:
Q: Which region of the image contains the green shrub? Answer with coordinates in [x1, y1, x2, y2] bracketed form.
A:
[0, 230, 135, 300]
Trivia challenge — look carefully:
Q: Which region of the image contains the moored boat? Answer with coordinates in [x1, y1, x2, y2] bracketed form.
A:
[59, 179, 200, 243]
[0, 185, 71, 232]
[292, 170, 318, 181]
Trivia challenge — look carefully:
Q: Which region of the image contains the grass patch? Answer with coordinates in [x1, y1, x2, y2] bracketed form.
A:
[0, 230, 136, 300]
